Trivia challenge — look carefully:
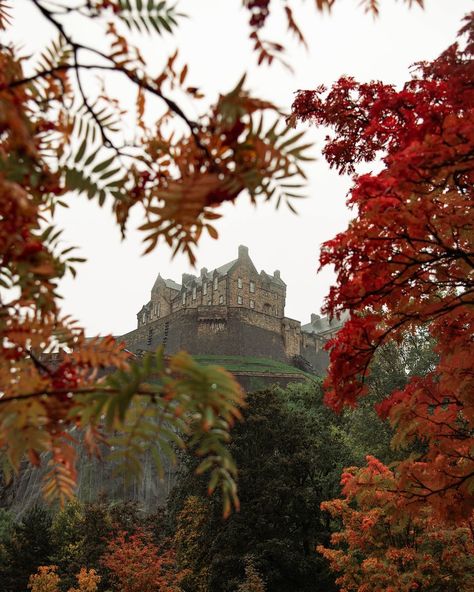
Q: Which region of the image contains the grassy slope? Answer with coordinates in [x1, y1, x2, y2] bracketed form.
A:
[193, 355, 315, 379]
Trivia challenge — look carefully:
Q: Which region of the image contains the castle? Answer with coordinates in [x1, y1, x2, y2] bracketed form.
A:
[120, 245, 345, 374]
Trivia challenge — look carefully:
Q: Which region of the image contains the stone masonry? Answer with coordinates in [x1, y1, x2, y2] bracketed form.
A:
[120, 245, 345, 374]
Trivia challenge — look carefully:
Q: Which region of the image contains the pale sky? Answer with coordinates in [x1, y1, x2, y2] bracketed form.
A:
[8, 0, 472, 336]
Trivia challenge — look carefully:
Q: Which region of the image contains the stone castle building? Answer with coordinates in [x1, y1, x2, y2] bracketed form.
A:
[120, 245, 345, 374]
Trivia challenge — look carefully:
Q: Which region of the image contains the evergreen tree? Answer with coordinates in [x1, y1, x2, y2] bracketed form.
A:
[170, 382, 354, 592]
[0, 506, 53, 592]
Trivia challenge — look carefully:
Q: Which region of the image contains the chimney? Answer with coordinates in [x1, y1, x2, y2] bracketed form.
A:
[273, 270, 280, 279]
[311, 313, 320, 324]
[200, 267, 208, 277]
[182, 273, 194, 285]
[238, 245, 249, 259]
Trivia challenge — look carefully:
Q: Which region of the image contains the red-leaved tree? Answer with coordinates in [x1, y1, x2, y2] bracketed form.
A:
[101, 529, 186, 592]
[291, 13, 473, 521]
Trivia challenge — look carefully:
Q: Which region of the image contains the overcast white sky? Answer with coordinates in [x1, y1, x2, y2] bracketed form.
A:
[9, 0, 472, 336]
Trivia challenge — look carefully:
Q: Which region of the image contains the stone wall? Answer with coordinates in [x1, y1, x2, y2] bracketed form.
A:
[121, 306, 290, 362]
[121, 304, 336, 375]
[300, 332, 330, 375]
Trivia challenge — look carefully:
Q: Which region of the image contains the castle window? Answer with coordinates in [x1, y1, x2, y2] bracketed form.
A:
[203, 282, 207, 295]
[250, 299, 254, 309]
[214, 276, 218, 290]
[249, 280, 255, 293]
[182, 292, 186, 305]
[238, 277, 242, 289]
[208, 299, 211, 305]
[192, 286, 196, 300]
[219, 295, 224, 304]
[237, 295, 243, 305]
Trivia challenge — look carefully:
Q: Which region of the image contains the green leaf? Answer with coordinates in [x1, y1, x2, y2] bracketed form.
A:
[84, 146, 101, 167]
[158, 15, 172, 32]
[74, 138, 87, 163]
[91, 156, 115, 174]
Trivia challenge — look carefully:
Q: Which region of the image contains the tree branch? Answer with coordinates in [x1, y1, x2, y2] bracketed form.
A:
[0, 385, 161, 406]
[28, 0, 211, 158]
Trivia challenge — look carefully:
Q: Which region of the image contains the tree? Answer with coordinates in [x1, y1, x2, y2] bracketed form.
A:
[237, 556, 266, 592]
[0, 508, 14, 566]
[317, 458, 474, 592]
[0, 506, 54, 592]
[173, 495, 211, 592]
[49, 499, 86, 590]
[291, 13, 474, 521]
[28, 566, 100, 592]
[0, 0, 420, 510]
[339, 332, 438, 467]
[49, 498, 151, 591]
[18, 497, 164, 592]
[28, 566, 61, 592]
[169, 383, 357, 592]
[100, 529, 186, 592]
[66, 568, 100, 592]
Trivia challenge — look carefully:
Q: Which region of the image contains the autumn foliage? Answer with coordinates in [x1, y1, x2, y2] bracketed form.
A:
[28, 565, 100, 592]
[101, 529, 186, 592]
[291, 13, 474, 521]
[28, 566, 61, 592]
[317, 457, 474, 592]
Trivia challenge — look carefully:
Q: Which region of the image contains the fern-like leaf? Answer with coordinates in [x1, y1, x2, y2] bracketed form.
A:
[117, 0, 185, 35]
[86, 348, 245, 516]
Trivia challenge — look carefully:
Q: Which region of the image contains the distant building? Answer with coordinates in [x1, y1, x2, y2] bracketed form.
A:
[120, 245, 346, 374]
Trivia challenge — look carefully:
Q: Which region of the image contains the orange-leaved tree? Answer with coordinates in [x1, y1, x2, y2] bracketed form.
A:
[290, 9, 473, 522]
[0, 0, 420, 512]
[28, 565, 61, 592]
[28, 566, 100, 592]
[101, 529, 186, 592]
[317, 457, 474, 592]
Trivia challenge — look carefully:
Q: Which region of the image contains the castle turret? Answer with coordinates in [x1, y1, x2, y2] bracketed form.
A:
[152, 273, 165, 294]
